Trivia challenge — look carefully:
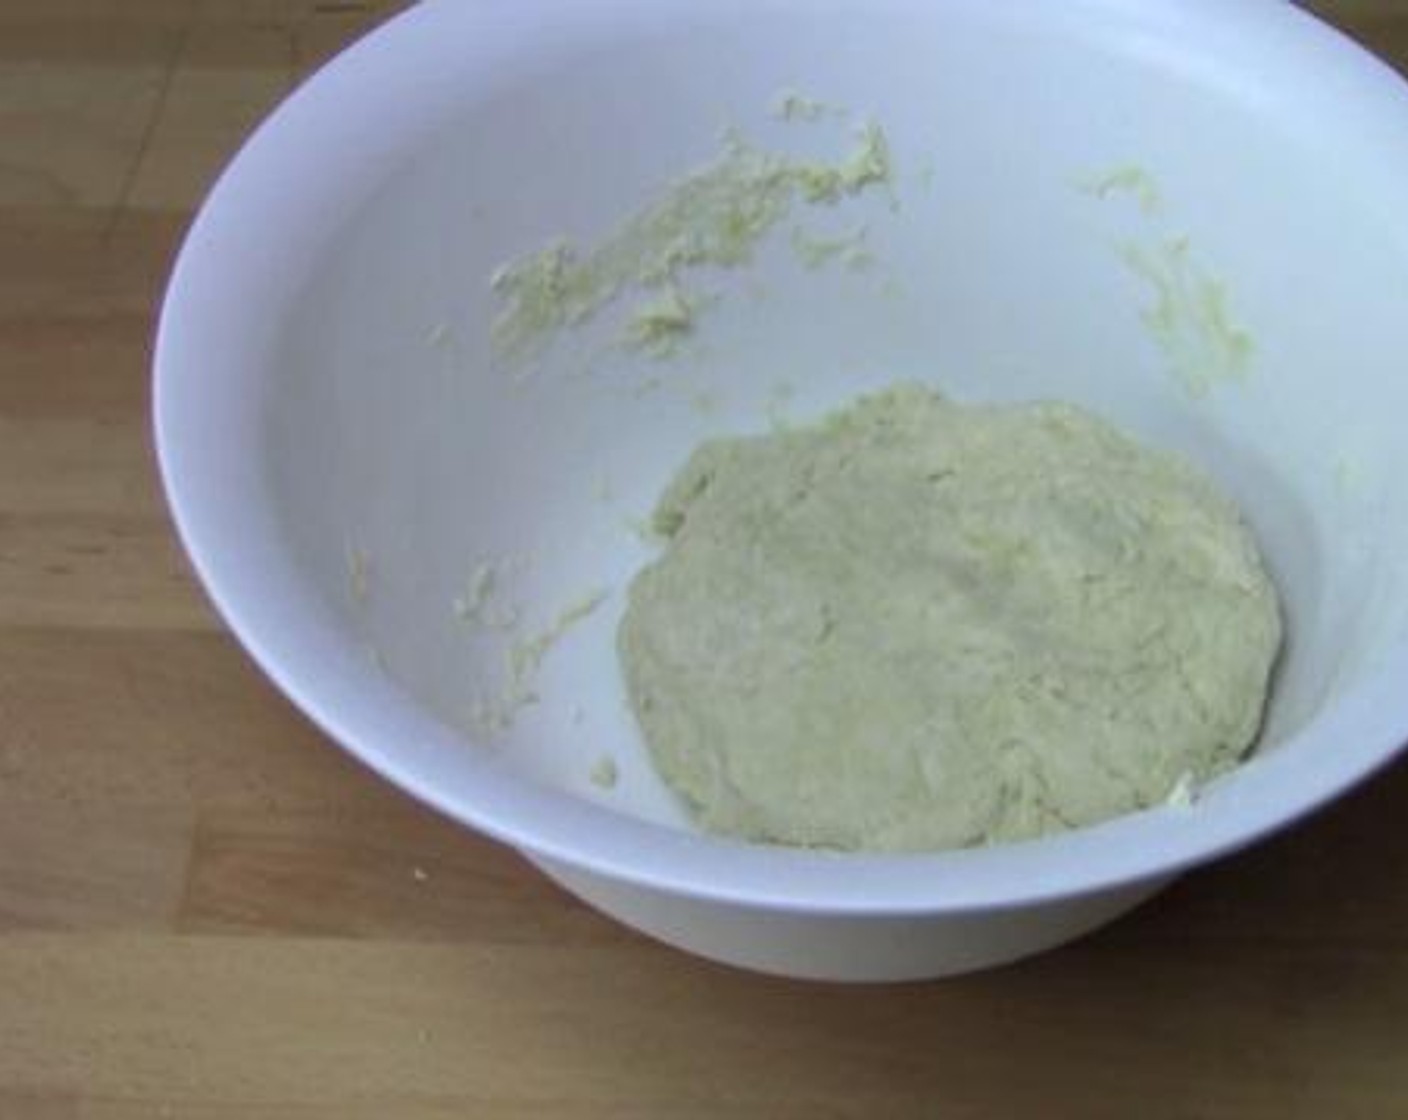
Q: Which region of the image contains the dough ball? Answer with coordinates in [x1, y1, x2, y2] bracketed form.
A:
[618, 384, 1282, 851]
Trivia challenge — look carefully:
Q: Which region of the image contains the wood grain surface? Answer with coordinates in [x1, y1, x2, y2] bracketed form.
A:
[2, 2, 1407, 1117]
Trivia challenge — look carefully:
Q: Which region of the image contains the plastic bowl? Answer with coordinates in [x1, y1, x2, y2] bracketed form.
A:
[155, 0, 1408, 980]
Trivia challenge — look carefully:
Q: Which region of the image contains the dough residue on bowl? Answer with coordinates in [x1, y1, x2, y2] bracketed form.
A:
[456, 560, 610, 738]
[1083, 163, 1256, 398]
[618, 384, 1283, 852]
[1120, 237, 1255, 398]
[489, 111, 893, 365]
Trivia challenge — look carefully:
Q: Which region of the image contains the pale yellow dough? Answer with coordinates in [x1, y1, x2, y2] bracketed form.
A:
[618, 385, 1282, 851]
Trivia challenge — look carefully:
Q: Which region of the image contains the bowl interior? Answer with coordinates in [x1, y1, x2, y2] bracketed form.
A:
[161, 0, 1408, 892]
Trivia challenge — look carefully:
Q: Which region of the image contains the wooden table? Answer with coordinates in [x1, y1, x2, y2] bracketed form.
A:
[3, 3, 1407, 1116]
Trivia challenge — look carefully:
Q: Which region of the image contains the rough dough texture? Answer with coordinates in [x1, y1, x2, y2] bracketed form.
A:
[618, 384, 1282, 851]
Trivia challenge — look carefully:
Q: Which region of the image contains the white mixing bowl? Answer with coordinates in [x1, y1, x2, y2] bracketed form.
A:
[155, 0, 1408, 980]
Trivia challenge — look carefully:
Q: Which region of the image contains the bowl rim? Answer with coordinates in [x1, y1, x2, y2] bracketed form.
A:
[154, 0, 1408, 916]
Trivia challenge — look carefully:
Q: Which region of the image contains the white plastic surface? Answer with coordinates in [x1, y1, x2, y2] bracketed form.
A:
[530, 855, 1173, 982]
[156, 0, 1408, 978]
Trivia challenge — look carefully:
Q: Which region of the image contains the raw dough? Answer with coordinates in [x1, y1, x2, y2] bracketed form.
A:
[490, 118, 892, 362]
[618, 384, 1282, 851]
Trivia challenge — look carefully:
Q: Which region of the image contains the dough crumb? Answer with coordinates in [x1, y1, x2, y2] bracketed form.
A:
[453, 560, 498, 624]
[1084, 164, 1163, 216]
[1165, 772, 1198, 811]
[771, 88, 835, 122]
[623, 286, 699, 358]
[790, 224, 873, 272]
[590, 755, 620, 790]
